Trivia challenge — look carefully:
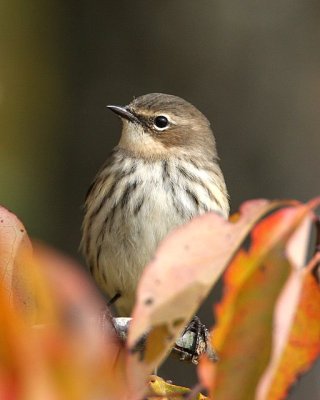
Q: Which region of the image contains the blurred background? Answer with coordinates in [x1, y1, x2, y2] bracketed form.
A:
[1, 1, 319, 397]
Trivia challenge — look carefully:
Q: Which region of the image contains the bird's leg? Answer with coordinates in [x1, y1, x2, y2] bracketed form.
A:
[175, 316, 218, 364]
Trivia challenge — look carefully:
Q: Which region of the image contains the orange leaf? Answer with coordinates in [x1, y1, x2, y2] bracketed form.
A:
[0, 206, 34, 315]
[257, 255, 320, 400]
[201, 199, 320, 400]
[0, 207, 148, 399]
[198, 355, 215, 392]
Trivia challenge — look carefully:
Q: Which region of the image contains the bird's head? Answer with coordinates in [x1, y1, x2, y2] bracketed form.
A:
[107, 93, 217, 160]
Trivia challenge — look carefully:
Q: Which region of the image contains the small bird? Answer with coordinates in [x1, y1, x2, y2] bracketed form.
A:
[81, 93, 229, 316]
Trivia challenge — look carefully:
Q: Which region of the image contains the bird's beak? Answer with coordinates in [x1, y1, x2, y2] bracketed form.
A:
[107, 105, 139, 123]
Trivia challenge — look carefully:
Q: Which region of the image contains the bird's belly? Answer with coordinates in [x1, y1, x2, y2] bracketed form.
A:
[90, 157, 227, 316]
[96, 182, 187, 315]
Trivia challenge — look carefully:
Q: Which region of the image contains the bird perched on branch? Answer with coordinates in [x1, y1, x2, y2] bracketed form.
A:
[81, 93, 229, 316]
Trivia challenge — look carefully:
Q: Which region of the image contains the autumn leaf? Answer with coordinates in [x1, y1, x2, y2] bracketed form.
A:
[0, 206, 151, 400]
[198, 199, 320, 400]
[147, 375, 208, 400]
[127, 199, 294, 376]
[0, 206, 34, 316]
[256, 237, 320, 399]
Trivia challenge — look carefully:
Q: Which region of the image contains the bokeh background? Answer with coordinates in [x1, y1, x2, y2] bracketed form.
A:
[1, 1, 319, 398]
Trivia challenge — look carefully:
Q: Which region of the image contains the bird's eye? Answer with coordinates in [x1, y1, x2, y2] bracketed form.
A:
[154, 115, 169, 130]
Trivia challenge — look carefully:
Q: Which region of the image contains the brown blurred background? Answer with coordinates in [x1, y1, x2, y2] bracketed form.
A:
[1, 1, 319, 397]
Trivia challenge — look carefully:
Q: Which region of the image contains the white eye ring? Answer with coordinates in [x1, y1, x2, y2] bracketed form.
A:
[153, 115, 170, 131]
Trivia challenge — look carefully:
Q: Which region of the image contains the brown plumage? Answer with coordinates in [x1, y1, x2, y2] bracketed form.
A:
[81, 93, 229, 316]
